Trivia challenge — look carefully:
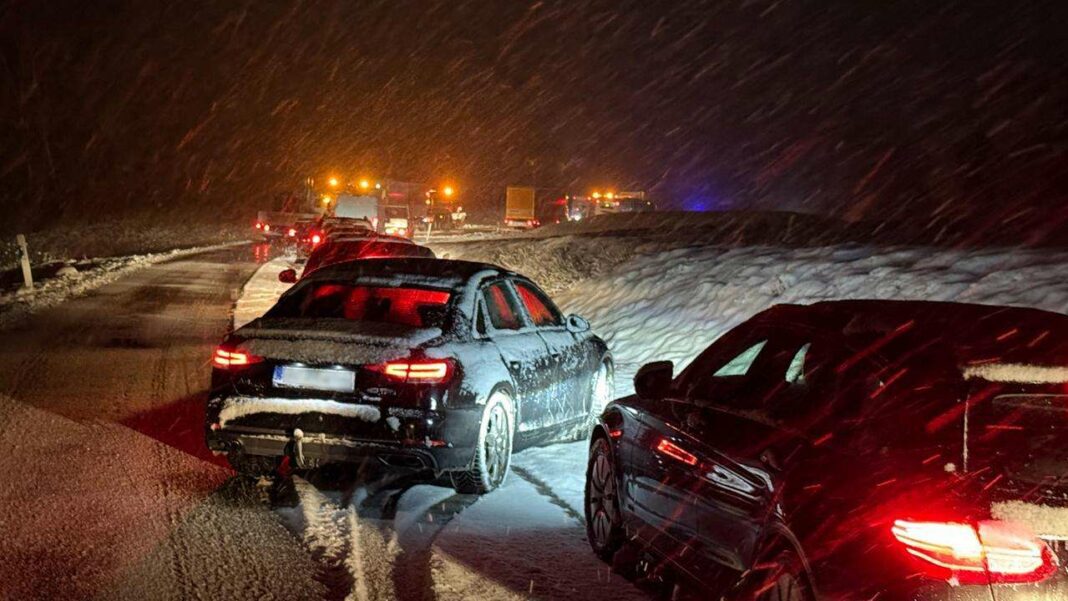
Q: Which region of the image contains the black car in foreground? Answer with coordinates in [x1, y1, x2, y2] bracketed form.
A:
[208, 258, 612, 493]
[586, 300, 1068, 600]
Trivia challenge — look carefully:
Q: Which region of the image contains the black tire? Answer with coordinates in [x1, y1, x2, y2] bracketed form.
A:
[450, 391, 514, 494]
[585, 435, 624, 561]
[731, 551, 812, 601]
[227, 452, 277, 478]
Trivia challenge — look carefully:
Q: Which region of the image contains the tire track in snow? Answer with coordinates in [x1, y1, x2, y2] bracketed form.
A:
[272, 472, 480, 601]
[510, 465, 585, 526]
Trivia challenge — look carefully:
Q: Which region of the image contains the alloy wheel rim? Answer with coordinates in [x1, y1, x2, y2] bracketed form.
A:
[484, 404, 509, 486]
[587, 446, 617, 548]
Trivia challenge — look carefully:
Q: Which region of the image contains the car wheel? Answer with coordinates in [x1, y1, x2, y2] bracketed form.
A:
[573, 361, 613, 441]
[450, 390, 514, 494]
[586, 435, 624, 561]
[736, 551, 812, 601]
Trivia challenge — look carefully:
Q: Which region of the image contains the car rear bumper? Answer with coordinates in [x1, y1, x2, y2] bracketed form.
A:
[826, 573, 1068, 601]
[206, 427, 474, 471]
[205, 395, 481, 472]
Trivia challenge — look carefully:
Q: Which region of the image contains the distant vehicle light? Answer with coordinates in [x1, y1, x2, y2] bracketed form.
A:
[592, 192, 602, 199]
[311, 234, 322, 245]
[287, 228, 296, 237]
[263, 224, 270, 232]
[606, 192, 615, 199]
[255, 222, 263, 229]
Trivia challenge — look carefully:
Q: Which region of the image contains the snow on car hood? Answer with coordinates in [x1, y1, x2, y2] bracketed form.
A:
[234, 318, 442, 365]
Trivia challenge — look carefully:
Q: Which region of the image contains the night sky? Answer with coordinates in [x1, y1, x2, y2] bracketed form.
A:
[1, 0, 1066, 237]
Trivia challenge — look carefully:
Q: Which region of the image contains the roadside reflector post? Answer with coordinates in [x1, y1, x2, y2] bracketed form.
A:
[16, 234, 34, 296]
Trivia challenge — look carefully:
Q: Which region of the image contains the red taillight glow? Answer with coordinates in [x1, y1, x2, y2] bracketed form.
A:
[287, 228, 296, 237]
[212, 347, 263, 369]
[891, 519, 1057, 584]
[255, 222, 263, 229]
[375, 360, 453, 383]
[311, 234, 322, 245]
[263, 224, 271, 232]
[656, 438, 698, 466]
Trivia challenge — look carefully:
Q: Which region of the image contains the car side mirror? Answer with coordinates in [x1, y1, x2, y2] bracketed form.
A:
[277, 268, 297, 284]
[565, 314, 590, 333]
[634, 361, 673, 401]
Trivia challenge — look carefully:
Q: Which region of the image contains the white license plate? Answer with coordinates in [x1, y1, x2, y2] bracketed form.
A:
[273, 366, 355, 393]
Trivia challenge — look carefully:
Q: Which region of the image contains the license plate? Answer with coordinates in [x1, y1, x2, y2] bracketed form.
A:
[273, 365, 355, 393]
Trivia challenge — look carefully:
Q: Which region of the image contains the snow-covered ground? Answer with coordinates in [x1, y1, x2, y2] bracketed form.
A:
[0, 241, 248, 330]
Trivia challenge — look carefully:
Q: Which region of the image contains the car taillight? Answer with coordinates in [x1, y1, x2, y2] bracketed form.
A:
[656, 438, 698, 466]
[373, 359, 454, 384]
[263, 224, 270, 232]
[212, 347, 263, 369]
[311, 234, 322, 245]
[255, 222, 263, 229]
[891, 519, 1057, 584]
[287, 228, 296, 237]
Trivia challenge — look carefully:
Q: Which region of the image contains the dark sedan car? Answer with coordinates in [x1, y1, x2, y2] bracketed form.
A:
[208, 258, 612, 493]
[586, 300, 1068, 600]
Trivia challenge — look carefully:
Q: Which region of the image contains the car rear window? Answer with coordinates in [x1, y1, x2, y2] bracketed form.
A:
[271, 283, 451, 328]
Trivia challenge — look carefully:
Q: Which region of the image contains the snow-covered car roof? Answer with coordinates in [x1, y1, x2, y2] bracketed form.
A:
[301, 258, 509, 288]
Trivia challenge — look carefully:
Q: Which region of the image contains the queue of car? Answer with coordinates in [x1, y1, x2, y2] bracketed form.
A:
[210, 228, 1068, 599]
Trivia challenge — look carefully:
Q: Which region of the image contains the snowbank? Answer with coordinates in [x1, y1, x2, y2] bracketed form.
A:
[232, 256, 298, 329]
[554, 245, 1068, 395]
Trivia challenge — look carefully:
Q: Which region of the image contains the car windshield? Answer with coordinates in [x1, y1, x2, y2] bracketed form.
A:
[267, 283, 451, 328]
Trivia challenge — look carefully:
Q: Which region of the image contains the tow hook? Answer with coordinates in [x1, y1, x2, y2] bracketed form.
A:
[292, 428, 306, 468]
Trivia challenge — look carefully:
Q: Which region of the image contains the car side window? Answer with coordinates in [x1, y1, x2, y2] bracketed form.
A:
[784, 343, 811, 384]
[712, 340, 768, 377]
[683, 334, 773, 403]
[513, 280, 563, 327]
[481, 281, 522, 331]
